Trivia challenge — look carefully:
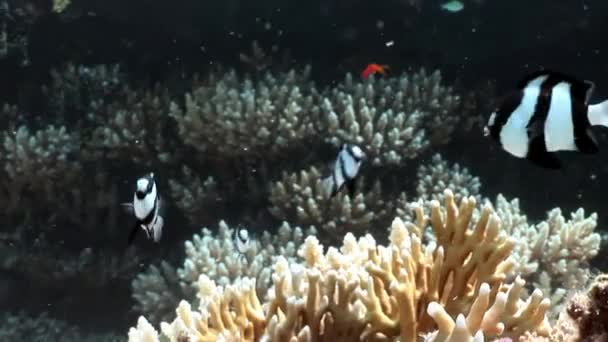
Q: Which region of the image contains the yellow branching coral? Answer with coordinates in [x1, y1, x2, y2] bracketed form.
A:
[128, 189, 551, 342]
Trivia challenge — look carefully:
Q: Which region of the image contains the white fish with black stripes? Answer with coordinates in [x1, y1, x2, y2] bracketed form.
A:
[234, 227, 252, 255]
[121, 172, 165, 244]
[321, 143, 366, 198]
[484, 70, 608, 169]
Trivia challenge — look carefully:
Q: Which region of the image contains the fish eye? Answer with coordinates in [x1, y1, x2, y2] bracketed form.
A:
[136, 191, 145, 199]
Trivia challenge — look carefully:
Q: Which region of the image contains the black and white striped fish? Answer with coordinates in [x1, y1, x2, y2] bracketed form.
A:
[484, 70, 608, 169]
[322, 144, 366, 198]
[234, 227, 251, 255]
[121, 172, 165, 244]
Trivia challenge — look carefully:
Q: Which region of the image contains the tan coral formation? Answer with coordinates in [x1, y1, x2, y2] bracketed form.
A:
[128, 190, 552, 341]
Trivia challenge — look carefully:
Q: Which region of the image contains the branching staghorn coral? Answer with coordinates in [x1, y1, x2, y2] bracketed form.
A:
[86, 83, 177, 165]
[321, 69, 460, 166]
[43, 63, 124, 123]
[128, 189, 552, 341]
[0, 122, 120, 231]
[132, 220, 315, 324]
[2, 231, 145, 294]
[395, 153, 481, 237]
[0, 0, 31, 65]
[168, 165, 222, 225]
[131, 261, 185, 324]
[0, 311, 122, 342]
[416, 153, 482, 204]
[491, 194, 601, 320]
[43, 63, 178, 165]
[268, 165, 393, 241]
[169, 66, 321, 159]
[0, 124, 81, 223]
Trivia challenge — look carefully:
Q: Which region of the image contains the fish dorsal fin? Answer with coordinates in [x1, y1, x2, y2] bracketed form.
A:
[517, 70, 594, 103]
[583, 80, 595, 104]
[517, 69, 595, 93]
[517, 70, 552, 89]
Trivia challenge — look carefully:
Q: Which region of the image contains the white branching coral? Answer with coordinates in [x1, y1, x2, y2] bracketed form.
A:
[416, 153, 482, 204]
[268, 165, 392, 241]
[321, 69, 460, 166]
[491, 194, 601, 320]
[43, 63, 178, 165]
[87, 84, 176, 165]
[132, 261, 184, 324]
[1, 311, 121, 341]
[132, 221, 315, 323]
[177, 221, 313, 294]
[43, 63, 123, 120]
[2, 124, 78, 181]
[396, 154, 481, 232]
[168, 165, 221, 224]
[169, 66, 321, 159]
[0, 124, 80, 215]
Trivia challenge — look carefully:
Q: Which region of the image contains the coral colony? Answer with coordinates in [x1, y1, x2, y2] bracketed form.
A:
[1, 62, 606, 340]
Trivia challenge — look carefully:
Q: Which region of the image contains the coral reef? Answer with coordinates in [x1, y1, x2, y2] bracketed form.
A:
[0, 54, 603, 342]
[169, 66, 321, 159]
[321, 69, 460, 166]
[131, 220, 315, 323]
[546, 274, 608, 340]
[0, 311, 122, 342]
[415, 153, 482, 204]
[168, 166, 222, 225]
[127, 190, 553, 341]
[269, 166, 392, 241]
[491, 194, 601, 319]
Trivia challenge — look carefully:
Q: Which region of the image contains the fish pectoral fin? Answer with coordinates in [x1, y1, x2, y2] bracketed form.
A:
[574, 129, 599, 154]
[152, 217, 164, 242]
[127, 222, 140, 245]
[526, 118, 544, 139]
[527, 135, 561, 169]
[345, 178, 357, 198]
[120, 203, 134, 215]
[321, 176, 336, 199]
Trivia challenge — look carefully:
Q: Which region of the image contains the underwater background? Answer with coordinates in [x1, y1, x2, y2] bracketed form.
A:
[1, 0, 608, 340]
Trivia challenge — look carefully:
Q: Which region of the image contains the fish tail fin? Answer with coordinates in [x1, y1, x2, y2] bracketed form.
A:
[121, 203, 134, 216]
[153, 216, 164, 242]
[588, 99, 608, 127]
[127, 222, 140, 245]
